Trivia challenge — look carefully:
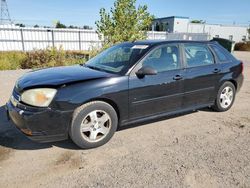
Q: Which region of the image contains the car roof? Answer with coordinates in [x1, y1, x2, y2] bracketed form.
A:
[125, 40, 216, 46]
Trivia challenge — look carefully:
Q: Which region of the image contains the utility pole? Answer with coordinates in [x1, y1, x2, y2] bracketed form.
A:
[0, 0, 11, 25]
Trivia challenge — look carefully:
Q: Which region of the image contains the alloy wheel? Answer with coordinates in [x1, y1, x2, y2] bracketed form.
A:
[220, 86, 234, 109]
[80, 110, 111, 143]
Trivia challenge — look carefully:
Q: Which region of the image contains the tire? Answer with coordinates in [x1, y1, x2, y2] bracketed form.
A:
[70, 101, 118, 149]
[212, 81, 236, 112]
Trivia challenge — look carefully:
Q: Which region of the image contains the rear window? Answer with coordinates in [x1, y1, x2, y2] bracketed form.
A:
[210, 44, 237, 62]
[211, 45, 229, 62]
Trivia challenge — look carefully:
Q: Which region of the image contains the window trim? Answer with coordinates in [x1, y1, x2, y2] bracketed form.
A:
[129, 43, 183, 76]
[182, 43, 215, 69]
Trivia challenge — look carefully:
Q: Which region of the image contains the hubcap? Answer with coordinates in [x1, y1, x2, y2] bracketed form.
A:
[220, 86, 234, 109]
[80, 110, 111, 143]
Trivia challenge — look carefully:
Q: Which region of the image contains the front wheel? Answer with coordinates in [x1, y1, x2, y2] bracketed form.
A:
[70, 101, 118, 149]
[212, 81, 236, 112]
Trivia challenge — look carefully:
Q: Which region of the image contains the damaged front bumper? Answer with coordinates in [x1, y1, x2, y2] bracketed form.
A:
[5, 97, 73, 143]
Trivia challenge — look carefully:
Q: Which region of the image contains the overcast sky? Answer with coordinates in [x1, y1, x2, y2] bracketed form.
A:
[6, 0, 250, 27]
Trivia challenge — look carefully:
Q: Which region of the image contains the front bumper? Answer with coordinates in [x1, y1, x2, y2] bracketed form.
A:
[6, 99, 73, 143]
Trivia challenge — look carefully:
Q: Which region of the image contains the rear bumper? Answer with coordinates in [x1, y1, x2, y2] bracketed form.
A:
[236, 74, 244, 92]
[6, 100, 73, 143]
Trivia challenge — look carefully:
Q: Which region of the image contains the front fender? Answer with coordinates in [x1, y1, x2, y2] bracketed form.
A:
[51, 76, 129, 122]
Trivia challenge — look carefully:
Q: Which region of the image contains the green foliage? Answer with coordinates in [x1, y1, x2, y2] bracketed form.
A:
[83, 25, 93, 30]
[89, 47, 102, 58]
[95, 0, 153, 48]
[55, 21, 67, 28]
[55, 21, 93, 29]
[69, 25, 78, 29]
[21, 47, 89, 69]
[0, 48, 90, 70]
[234, 42, 250, 51]
[15, 23, 25, 27]
[0, 52, 26, 70]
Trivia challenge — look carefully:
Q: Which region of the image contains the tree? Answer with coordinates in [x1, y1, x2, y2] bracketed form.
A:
[55, 21, 67, 28]
[83, 25, 93, 30]
[69, 25, 78, 29]
[15, 23, 25, 27]
[95, 0, 153, 48]
[34, 24, 39, 28]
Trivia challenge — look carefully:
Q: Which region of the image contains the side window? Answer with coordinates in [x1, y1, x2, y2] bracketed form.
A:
[142, 45, 180, 73]
[211, 45, 229, 62]
[184, 44, 214, 68]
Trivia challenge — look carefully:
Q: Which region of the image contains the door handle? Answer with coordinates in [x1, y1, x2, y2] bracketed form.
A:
[173, 75, 183, 80]
[213, 68, 221, 73]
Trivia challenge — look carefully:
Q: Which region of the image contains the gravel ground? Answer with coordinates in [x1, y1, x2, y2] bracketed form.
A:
[0, 52, 249, 188]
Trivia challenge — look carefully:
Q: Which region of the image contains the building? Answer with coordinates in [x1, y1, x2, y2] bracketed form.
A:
[152, 16, 249, 42]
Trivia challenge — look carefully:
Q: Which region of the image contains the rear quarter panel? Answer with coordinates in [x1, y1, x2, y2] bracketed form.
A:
[216, 60, 243, 95]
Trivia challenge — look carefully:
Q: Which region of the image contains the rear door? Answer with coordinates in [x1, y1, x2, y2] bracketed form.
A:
[182, 43, 222, 108]
[128, 44, 184, 120]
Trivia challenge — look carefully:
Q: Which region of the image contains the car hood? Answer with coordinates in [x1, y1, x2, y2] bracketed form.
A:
[16, 65, 115, 91]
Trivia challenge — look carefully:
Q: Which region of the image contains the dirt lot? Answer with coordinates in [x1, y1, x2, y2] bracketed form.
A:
[0, 51, 249, 188]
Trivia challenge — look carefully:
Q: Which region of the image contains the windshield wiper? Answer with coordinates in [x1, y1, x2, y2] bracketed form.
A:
[84, 64, 103, 71]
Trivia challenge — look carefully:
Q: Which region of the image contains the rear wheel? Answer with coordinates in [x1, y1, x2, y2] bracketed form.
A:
[212, 81, 236, 112]
[70, 101, 118, 149]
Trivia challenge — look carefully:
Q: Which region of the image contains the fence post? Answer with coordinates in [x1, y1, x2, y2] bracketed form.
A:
[51, 30, 55, 47]
[78, 30, 81, 50]
[20, 28, 25, 51]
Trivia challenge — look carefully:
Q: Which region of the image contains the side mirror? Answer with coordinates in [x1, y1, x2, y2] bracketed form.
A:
[136, 66, 157, 78]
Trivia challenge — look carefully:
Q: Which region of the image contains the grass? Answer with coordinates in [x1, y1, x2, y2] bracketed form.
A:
[0, 47, 90, 70]
[0, 51, 26, 70]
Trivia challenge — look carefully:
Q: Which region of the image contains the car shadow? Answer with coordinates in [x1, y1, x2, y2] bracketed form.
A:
[199, 107, 215, 112]
[0, 104, 212, 151]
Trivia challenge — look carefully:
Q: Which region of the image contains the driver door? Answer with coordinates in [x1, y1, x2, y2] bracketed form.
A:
[128, 44, 184, 120]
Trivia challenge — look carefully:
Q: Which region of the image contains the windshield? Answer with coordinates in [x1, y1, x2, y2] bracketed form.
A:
[85, 43, 150, 75]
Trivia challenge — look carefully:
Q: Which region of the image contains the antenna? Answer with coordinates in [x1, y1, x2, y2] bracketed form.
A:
[0, 0, 11, 25]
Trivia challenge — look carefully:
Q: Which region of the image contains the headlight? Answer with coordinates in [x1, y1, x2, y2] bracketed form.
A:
[21, 88, 57, 107]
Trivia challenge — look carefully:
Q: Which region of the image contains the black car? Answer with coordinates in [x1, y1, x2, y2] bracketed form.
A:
[6, 40, 244, 149]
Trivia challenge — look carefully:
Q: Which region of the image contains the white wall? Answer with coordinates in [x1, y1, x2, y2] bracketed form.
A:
[186, 23, 248, 42]
[173, 18, 189, 33]
[205, 24, 248, 42]
[152, 17, 249, 42]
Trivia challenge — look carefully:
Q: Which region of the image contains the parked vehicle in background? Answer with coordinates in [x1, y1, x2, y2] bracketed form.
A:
[212, 38, 234, 52]
[6, 40, 244, 149]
